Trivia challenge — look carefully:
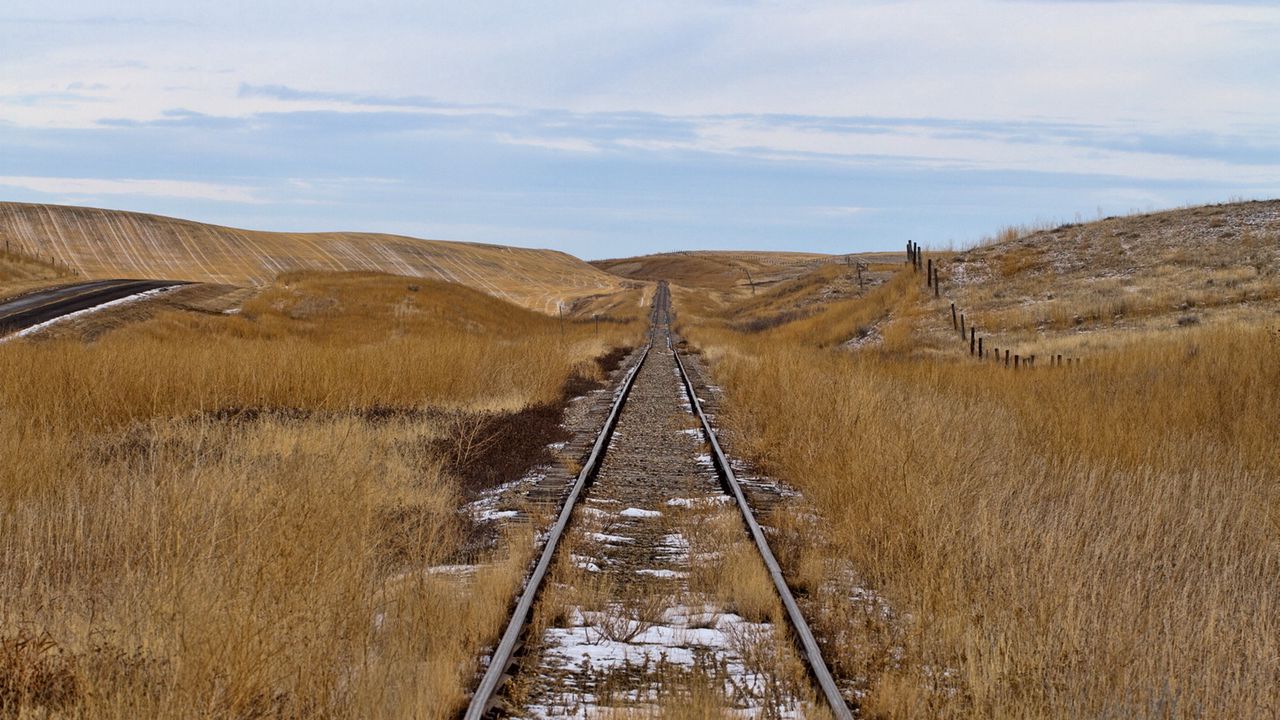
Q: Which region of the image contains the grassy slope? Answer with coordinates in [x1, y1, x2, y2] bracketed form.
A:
[593, 250, 857, 296]
[0, 271, 646, 719]
[0, 202, 631, 314]
[677, 201, 1280, 718]
[0, 246, 74, 297]
[932, 199, 1280, 356]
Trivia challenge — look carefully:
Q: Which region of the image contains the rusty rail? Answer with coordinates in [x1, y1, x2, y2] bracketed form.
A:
[464, 279, 852, 718]
[463, 340, 651, 719]
[671, 321, 855, 720]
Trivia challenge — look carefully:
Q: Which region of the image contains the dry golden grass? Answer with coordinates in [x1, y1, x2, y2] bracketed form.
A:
[678, 232, 1280, 717]
[595, 250, 821, 286]
[594, 250, 892, 305]
[0, 271, 644, 718]
[0, 246, 74, 297]
[936, 200, 1280, 354]
[0, 202, 631, 314]
[686, 268, 923, 356]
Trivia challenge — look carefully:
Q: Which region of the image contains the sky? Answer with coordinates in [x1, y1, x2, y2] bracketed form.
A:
[2, 1, 1279, 258]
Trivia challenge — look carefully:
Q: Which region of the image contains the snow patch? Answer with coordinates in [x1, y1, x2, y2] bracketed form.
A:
[588, 532, 632, 545]
[636, 568, 685, 579]
[667, 496, 732, 508]
[2, 285, 181, 342]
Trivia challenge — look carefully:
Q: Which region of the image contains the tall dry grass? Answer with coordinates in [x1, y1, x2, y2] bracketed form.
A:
[0, 271, 643, 718]
[0, 245, 71, 296]
[940, 202, 1280, 348]
[686, 309, 1280, 717]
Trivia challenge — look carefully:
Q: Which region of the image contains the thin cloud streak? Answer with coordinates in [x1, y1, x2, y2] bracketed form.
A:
[0, 176, 265, 204]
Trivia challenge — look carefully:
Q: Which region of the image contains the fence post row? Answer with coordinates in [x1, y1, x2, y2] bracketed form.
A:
[912, 255, 1082, 371]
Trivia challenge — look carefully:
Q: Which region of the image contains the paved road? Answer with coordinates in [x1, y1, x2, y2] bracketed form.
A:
[0, 279, 186, 336]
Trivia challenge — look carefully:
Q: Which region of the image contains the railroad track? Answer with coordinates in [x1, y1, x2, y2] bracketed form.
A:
[466, 281, 852, 719]
[0, 279, 186, 336]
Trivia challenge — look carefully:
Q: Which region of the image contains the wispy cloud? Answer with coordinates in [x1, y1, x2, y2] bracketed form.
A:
[0, 176, 265, 203]
[1, 1, 1278, 255]
[237, 84, 463, 111]
[812, 206, 872, 217]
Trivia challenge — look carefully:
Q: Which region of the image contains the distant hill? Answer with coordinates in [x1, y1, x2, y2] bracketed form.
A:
[593, 250, 896, 297]
[0, 203, 629, 314]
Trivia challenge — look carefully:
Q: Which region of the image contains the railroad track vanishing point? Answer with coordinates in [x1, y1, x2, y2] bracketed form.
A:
[466, 282, 853, 719]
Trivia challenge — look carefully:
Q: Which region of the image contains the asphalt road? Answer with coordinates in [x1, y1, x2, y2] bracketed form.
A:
[0, 279, 186, 336]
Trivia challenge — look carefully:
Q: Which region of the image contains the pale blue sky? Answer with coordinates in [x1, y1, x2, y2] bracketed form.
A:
[2, 0, 1278, 258]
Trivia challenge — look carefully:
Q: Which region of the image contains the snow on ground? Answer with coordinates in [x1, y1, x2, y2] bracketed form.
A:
[523, 605, 809, 719]
[636, 568, 685, 579]
[619, 507, 661, 519]
[588, 532, 632, 545]
[466, 474, 539, 525]
[2, 285, 181, 342]
[666, 495, 732, 508]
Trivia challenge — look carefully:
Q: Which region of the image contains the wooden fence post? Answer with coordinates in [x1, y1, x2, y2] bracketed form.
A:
[978, 337, 984, 359]
[1014, 355, 1020, 369]
[1004, 350, 1010, 367]
[927, 258, 933, 287]
[960, 314, 966, 338]
[970, 327, 976, 355]
[951, 303, 957, 330]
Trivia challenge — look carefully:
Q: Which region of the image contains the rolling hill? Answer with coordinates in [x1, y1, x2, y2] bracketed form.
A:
[592, 249, 900, 300]
[593, 250, 835, 294]
[0, 244, 71, 297]
[0, 202, 631, 314]
[935, 199, 1280, 354]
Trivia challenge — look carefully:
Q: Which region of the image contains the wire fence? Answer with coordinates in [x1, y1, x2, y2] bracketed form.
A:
[906, 240, 1083, 369]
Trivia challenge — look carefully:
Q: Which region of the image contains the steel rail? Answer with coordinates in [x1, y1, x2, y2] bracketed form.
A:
[463, 340, 652, 720]
[672, 338, 855, 720]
